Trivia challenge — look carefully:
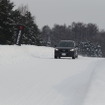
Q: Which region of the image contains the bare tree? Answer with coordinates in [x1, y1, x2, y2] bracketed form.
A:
[18, 5, 29, 16]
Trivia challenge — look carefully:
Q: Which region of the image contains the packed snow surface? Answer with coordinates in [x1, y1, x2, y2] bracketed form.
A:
[0, 45, 105, 105]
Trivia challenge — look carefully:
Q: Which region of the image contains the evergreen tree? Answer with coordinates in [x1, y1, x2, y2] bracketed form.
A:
[78, 41, 102, 57]
[22, 11, 40, 45]
[12, 6, 40, 45]
[0, 0, 14, 44]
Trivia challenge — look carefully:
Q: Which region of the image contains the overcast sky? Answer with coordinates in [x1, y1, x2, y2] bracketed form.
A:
[11, 0, 105, 29]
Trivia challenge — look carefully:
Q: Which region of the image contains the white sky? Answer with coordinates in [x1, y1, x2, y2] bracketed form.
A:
[11, 0, 105, 29]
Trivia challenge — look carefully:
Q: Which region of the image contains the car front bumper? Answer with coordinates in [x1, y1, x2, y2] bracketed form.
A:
[55, 50, 75, 57]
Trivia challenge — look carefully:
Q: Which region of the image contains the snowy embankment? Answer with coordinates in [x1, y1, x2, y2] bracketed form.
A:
[0, 45, 105, 105]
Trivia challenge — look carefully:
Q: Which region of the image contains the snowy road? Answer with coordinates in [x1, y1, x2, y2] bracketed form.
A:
[0, 45, 104, 105]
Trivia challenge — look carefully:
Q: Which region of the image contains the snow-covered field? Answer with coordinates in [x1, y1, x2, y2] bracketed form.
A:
[0, 45, 105, 105]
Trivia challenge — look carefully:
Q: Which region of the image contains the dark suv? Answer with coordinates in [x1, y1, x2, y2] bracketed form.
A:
[54, 40, 78, 59]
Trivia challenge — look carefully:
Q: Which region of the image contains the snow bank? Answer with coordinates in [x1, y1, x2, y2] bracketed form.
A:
[0, 45, 54, 65]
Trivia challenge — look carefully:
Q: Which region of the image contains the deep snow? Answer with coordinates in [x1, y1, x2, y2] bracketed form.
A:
[0, 45, 105, 105]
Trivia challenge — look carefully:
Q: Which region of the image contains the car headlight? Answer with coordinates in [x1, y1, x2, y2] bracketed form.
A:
[55, 49, 59, 51]
[70, 49, 74, 51]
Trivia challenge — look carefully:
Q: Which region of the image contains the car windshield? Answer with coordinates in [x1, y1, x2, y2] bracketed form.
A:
[58, 41, 75, 47]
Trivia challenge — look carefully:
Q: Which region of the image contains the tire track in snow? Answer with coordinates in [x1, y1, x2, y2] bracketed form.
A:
[83, 58, 105, 105]
[54, 58, 102, 105]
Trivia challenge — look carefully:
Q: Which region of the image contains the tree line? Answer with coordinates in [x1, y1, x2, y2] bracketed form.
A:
[40, 23, 105, 57]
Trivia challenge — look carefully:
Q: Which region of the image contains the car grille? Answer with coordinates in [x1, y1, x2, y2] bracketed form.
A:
[59, 49, 69, 52]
